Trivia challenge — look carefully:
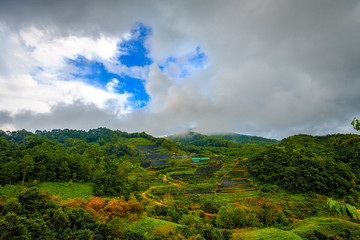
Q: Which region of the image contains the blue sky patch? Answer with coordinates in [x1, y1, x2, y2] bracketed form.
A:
[66, 56, 150, 108]
[118, 23, 152, 67]
[64, 23, 153, 109]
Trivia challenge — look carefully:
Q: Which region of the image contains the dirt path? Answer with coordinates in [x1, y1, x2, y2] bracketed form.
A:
[164, 174, 184, 187]
[141, 186, 165, 206]
[288, 217, 303, 222]
[141, 174, 183, 206]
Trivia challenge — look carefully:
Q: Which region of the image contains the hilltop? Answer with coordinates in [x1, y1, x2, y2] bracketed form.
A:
[210, 132, 279, 146]
[167, 131, 279, 146]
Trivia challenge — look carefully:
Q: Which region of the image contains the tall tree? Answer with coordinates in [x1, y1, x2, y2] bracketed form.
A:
[20, 154, 34, 186]
[0, 161, 19, 185]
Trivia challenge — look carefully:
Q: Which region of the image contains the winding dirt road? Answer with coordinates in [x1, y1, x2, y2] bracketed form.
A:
[141, 186, 164, 206]
[141, 174, 182, 206]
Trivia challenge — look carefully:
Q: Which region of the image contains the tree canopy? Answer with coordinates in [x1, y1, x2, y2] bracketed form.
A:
[352, 117, 360, 131]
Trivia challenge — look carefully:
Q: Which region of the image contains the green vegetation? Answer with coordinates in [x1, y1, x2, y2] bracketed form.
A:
[0, 187, 145, 239]
[291, 217, 360, 239]
[1, 127, 360, 239]
[167, 131, 263, 157]
[0, 128, 182, 200]
[352, 117, 360, 131]
[327, 198, 360, 220]
[38, 182, 95, 200]
[128, 217, 181, 237]
[247, 134, 360, 198]
[168, 168, 197, 175]
[235, 228, 302, 240]
[0, 184, 21, 198]
[234, 217, 360, 239]
[211, 132, 279, 146]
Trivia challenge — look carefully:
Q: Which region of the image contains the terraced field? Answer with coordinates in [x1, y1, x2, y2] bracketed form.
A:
[215, 160, 255, 193]
[134, 144, 256, 204]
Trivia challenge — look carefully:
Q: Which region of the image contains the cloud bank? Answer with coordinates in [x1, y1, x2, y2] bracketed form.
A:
[0, 0, 360, 139]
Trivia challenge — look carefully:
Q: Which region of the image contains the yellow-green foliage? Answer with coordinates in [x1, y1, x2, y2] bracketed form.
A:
[234, 217, 360, 240]
[128, 216, 181, 237]
[291, 217, 360, 239]
[168, 168, 197, 175]
[118, 137, 155, 146]
[37, 182, 95, 200]
[234, 228, 302, 240]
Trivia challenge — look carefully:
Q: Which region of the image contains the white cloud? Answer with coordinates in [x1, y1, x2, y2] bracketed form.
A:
[0, 74, 132, 115]
[106, 78, 120, 93]
[159, 51, 206, 81]
[0, 25, 137, 119]
[16, 26, 152, 82]
[103, 60, 150, 80]
[19, 27, 120, 66]
[0, 0, 360, 139]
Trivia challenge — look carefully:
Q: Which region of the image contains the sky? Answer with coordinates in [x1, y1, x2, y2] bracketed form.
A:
[0, 0, 359, 139]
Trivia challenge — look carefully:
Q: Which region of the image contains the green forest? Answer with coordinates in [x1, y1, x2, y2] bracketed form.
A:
[1, 127, 360, 239]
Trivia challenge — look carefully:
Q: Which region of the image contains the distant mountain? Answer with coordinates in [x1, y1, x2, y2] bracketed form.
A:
[167, 131, 242, 148]
[210, 133, 279, 146]
[167, 131, 279, 147]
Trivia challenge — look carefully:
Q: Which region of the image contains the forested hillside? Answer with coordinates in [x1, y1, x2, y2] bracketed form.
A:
[1, 129, 360, 239]
[247, 134, 360, 198]
[0, 128, 182, 198]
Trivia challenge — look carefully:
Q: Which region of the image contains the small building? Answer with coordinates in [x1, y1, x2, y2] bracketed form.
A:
[191, 157, 210, 164]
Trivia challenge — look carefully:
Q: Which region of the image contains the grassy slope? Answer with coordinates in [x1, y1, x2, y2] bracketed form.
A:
[37, 182, 95, 200]
[291, 217, 360, 239]
[129, 216, 182, 237]
[168, 168, 197, 175]
[233, 217, 360, 240]
[117, 137, 155, 146]
[234, 228, 302, 240]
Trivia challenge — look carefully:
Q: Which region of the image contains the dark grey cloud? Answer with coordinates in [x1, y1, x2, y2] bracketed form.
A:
[0, 111, 12, 123]
[0, 0, 359, 139]
[0, 0, 154, 36]
[3, 101, 123, 131]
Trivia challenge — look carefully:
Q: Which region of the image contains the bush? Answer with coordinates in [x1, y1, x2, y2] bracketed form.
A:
[259, 184, 279, 194]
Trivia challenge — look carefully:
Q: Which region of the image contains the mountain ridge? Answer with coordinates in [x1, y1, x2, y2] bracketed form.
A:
[167, 131, 279, 146]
